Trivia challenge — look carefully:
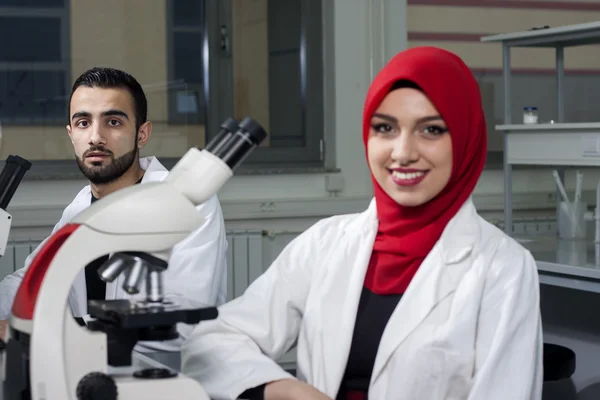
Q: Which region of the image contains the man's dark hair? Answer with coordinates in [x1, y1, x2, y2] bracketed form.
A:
[69, 67, 148, 132]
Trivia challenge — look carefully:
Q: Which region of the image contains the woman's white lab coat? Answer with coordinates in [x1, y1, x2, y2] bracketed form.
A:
[182, 197, 543, 399]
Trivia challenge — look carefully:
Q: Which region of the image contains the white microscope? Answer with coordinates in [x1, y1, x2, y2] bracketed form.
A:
[0, 117, 267, 400]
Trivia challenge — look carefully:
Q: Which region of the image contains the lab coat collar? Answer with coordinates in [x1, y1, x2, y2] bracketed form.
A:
[438, 197, 479, 264]
[347, 197, 479, 265]
[138, 156, 169, 182]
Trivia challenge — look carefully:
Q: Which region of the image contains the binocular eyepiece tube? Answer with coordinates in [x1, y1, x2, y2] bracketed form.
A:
[0, 155, 32, 211]
[204, 117, 267, 171]
[203, 117, 239, 153]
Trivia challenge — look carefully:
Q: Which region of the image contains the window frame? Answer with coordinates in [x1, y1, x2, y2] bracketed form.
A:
[0, 3, 70, 126]
[204, 0, 326, 168]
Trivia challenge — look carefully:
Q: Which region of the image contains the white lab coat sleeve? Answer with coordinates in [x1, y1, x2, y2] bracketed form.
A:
[134, 194, 228, 353]
[0, 210, 70, 320]
[181, 219, 325, 400]
[468, 240, 543, 400]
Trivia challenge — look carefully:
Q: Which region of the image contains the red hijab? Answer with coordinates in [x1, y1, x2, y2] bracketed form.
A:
[363, 47, 487, 295]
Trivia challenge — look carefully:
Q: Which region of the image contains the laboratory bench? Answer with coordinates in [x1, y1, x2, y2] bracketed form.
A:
[516, 235, 600, 293]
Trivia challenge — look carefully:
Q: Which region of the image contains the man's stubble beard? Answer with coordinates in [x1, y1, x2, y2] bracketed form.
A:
[76, 143, 139, 185]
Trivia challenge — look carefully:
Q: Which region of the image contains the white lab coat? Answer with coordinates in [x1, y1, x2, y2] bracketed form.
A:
[0, 156, 228, 352]
[182, 197, 543, 399]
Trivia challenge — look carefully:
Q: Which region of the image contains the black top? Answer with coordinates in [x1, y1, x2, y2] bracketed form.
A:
[240, 287, 402, 400]
[84, 176, 144, 303]
[336, 287, 402, 399]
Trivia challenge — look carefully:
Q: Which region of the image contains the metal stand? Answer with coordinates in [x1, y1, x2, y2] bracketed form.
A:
[482, 22, 600, 235]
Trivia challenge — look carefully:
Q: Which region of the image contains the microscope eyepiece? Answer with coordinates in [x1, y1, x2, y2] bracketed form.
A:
[203, 117, 239, 153]
[238, 117, 268, 146]
[221, 117, 239, 133]
[207, 116, 267, 171]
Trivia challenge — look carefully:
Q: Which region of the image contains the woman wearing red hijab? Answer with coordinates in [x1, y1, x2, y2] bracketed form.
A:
[182, 47, 543, 399]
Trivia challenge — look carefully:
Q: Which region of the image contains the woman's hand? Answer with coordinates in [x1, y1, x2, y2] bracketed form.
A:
[265, 379, 334, 400]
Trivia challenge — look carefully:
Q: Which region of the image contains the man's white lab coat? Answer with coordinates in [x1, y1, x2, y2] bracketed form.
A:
[0, 156, 228, 352]
[182, 198, 543, 399]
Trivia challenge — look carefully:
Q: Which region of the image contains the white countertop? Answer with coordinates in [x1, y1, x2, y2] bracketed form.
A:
[516, 235, 600, 293]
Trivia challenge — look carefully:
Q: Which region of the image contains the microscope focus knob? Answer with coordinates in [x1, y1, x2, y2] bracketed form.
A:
[76, 372, 118, 400]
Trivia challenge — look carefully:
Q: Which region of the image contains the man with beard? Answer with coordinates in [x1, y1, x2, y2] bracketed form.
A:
[0, 67, 228, 353]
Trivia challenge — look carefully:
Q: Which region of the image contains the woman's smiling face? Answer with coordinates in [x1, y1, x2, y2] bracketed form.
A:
[367, 87, 453, 207]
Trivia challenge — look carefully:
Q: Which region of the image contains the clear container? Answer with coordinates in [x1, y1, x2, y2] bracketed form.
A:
[557, 201, 587, 240]
[523, 107, 538, 124]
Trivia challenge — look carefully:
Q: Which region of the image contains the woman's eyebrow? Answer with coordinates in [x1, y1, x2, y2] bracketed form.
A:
[371, 113, 397, 123]
[371, 113, 443, 124]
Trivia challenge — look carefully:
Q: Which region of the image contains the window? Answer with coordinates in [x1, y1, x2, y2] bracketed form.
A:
[0, 0, 70, 125]
[167, 0, 205, 125]
[206, 0, 325, 167]
[1, 0, 325, 167]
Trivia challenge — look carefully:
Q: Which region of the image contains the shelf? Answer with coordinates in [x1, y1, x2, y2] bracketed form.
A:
[499, 123, 600, 166]
[497, 123, 600, 132]
[480, 21, 600, 48]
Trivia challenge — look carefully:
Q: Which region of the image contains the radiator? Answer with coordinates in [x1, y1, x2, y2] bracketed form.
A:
[225, 230, 264, 301]
[226, 229, 297, 369]
[0, 240, 40, 282]
[0, 231, 267, 301]
[0, 232, 267, 299]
